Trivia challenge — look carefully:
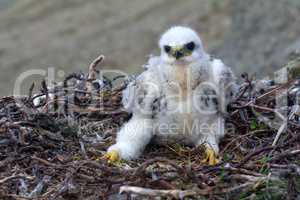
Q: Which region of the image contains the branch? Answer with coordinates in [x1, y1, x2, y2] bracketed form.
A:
[86, 54, 105, 94]
[119, 186, 209, 198]
[88, 55, 104, 81]
[0, 173, 34, 184]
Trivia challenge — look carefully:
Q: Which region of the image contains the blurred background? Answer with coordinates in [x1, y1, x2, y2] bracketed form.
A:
[0, 0, 299, 95]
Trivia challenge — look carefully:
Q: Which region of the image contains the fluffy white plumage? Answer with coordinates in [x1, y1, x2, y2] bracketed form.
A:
[106, 26, 237, 164]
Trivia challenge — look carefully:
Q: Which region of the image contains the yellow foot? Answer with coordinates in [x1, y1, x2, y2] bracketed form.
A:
[201, 147, 219, 165]
[103, 150, 120, 164]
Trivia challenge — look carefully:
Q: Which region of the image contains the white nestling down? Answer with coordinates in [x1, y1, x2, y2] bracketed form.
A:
[105, 26, 237, 165]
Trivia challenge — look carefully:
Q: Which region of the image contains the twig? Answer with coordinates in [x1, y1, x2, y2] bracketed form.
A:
[0, 174, 35, 184]
[27, 83, 35, 105]
[88, 55, 104, 80]
[63, 73, 84, 116]
[119, 186, 209, 198]
[79, 139, 88, 159]
[86, 55, 105, 93]
[28, 176, 51, 198]
[236, 146, 277, 168]
[272, 122, 287, 146]
[270, 149, 300, 162]
[41, 80, 49, 112]
[31, 155, 64, 168]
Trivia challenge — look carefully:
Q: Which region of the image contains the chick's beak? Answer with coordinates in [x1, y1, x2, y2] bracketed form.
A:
[173, 51, 184, 60]
[171, 46, 184, 60]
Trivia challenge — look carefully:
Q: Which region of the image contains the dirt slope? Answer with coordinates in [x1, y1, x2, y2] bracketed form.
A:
[0, 0, 230, 95]
[0, 0, 299, 95]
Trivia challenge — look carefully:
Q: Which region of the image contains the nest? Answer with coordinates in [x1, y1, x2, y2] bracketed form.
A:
[0, 55, 300, 200]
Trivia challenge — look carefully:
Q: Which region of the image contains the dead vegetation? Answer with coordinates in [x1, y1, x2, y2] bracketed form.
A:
[0, 55, 300, 200]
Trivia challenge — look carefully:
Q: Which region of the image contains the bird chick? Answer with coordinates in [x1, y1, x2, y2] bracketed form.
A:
[105, 26, 237, 165]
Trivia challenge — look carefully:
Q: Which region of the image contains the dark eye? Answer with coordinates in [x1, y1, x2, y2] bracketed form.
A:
[185, 42, 195, 51]
[164, 45, 171, 53]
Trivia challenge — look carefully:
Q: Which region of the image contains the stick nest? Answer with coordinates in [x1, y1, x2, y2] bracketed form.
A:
[0, 55, 300, 200]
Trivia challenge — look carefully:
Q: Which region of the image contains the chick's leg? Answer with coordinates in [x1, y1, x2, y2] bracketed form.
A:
[103, 150, 120, 163]
[196, 134, 220, 165]
[105, 115, 154, 163]
[200, 116, 225, 165]
[202, 143, 219, 165]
